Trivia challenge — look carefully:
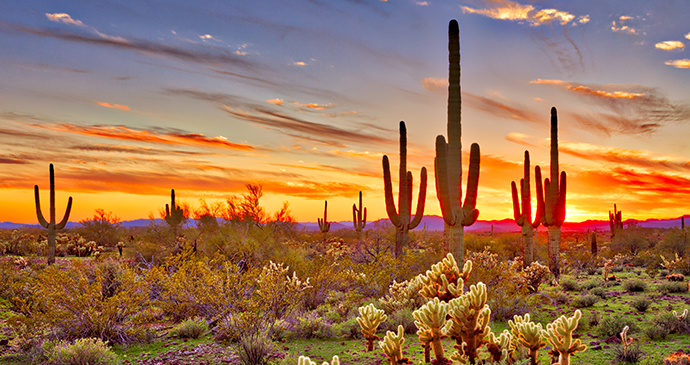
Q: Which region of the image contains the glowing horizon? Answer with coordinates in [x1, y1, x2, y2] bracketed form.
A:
[1, 1, 689, 225]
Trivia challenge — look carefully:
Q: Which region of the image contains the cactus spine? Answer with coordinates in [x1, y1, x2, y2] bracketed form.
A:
[609, 204, 623, 238]
[536, 107, 567, 279]
[383, 121, 427, 258]
[165, 189, 184, 238]
[317, 200, 330, 242]
[435, 19, 481, 262]
[543, 310, 586, 365]
[34, 163, 73, 265]
[511, 150, 543, 267]
[352, 191, 367, 243]
[356, 304, 387, 352]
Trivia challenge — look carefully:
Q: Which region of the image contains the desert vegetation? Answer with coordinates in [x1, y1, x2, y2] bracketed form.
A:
[1, 19, 689, 365]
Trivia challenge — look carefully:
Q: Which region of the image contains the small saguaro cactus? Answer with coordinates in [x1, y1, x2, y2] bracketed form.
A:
[509, 314, 546, 365]
[165, 189, 184, 238]
[591, 230, 597, 255]
[543, 310, 587, 365]
[35, 163, 73, 265]
[413, 297, 451, 363]
[609, 204, 623, 238]
[435, 20, 481, 263]
[356, 303, 387, 351]
[352, 191, 367, 242]
[511, 150, 543, 267]
[383, 121, 427, 258]
[379, 325, 410, 365]
[536, 107, 567, 279]
[317, 200, 330, 242]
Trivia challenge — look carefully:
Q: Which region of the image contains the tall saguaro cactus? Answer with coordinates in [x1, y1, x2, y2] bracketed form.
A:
[609, 204, 623, 238]
[383, 121, 427, 258]
[536, 107, 567, 279]
[435, 19, 481, 262]
[165, 189, 184, 238]
[352, 191, 367, 242]
[511, 150, 543, 268]
[318, 200, 331, 242]
[34, 163, 73, 265]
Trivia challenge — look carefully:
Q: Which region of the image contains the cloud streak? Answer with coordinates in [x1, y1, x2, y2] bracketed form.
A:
[560, 142, 690, 173]
[460, 0, 586, 27]
[665, 59, 690, 69]
[463, 92, 545, 125]
[94, 101, 130, 110]
[655, 41, 685, 51]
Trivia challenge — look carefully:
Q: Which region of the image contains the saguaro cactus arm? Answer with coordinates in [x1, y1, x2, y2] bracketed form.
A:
[409, 167, 427, 229]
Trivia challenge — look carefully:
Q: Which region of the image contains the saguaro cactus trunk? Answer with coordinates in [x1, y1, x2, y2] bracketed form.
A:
[165, 189, 184, 238]
[383, 121, 427, 258]
[34, 164, 73, 265]
[318, 200, 331, 242]
[536, 107, 567, 279]
[434, 19, 481, 262]
[511, 151, 543, 268]
[352, 191, 367, 243]
[609, 204, 623, 238]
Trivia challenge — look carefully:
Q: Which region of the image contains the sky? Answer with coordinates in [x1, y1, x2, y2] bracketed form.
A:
[0, 0, 689, 225]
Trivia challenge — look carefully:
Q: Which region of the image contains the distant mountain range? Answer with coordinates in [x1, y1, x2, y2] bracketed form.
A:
[2, 215, 687, 232]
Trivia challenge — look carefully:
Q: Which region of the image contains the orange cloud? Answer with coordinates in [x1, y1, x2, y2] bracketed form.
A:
[94, 101, 130, 110]
[461, 0, 582, 27]
[421, 77, 447, 93]
[45, 13, 85, 27]
[530, 79, 643, 99]
[655, 41, 685, 51]
[505, 132, 538, 148]
[665, 59, 690, 69]
[34, 123, 255, 151]
[266, 98, 284, 106]
[559, 142, 690, 173]
[293, 61, 306, 66]
[463, 93, 543, 125]
[294, 102, 334, 110]
[686, 32, 690, 40]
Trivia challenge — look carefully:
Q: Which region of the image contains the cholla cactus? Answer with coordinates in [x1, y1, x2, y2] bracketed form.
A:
[620, 325, 633, 359]
[413, 297, 452, 363]
[116, 241, 124, 257]
[484, 329, 514, 364]
[543, 310, 586, 365]
[379, 325, 409, 365]
[520, 261, 551, 293]
[298, 355, 340, 365]
[417, 253, 471, 302]
[673, 309, 688, 321]
[379, 277, 424, 313]
[509, 314, 546, 365]
[447, 283, 491, 364]
[356, 304, 388, 351]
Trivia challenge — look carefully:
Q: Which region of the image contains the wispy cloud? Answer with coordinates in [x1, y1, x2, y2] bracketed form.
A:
[505, 132, 538, 148]
[421, 77, 447, 93]
[266, 98, 284, 106]
[45, 13, 85, 27]
[94, 101, 130, 110]
[655, 41, 685, 51]
[531, 79, 690, 136]
[560, 142, 690, 173]
[665, 59, 690, 69]
[32, 123, 256, 151]
[611, 15, 639, 35]
[460, 0, 586, 27]
[463, 92, 544, 125]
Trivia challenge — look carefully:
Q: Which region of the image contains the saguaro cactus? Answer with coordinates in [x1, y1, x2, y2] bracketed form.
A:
[383, 121, 427, 258]
[352, 191, 367, 242]
[35, 163, 73, 265]
[536, 107, 567, 279]
[609, 204, 623, 238]
[591, 230, 598, 256]
[435, 19, 481, 262]
[511, 150, 543, 267]
[165, 189, 184, 238]
[318, 200, 330, 242]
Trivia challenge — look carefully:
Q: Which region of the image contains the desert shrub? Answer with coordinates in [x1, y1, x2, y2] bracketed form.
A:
[630, 297, 652, 312]
[560, 278, 579, 291]
[623, 279, 648, 292]
[46, 338, 120, 365]
[571, 294, 599, 308]
[237, 333, 274, 365]
[581, 279, 600, 290]
[552, 291, 569, 305]
[332, 316, 361, 339]
[658, 227, 690, 258]
[519, 261, 550, 293]
[590, 287, 607, 299]
[381, 307, 416, 334]
[613, 341, 644, 364]
[650, 311, 690, 334]
[611, 223, 654, 256]
[656, 282, 689, 294]
[291, 311, 334, 339]
[661, 254, 690, 276]
[8, 260, 154, 344]
[75, 209, 123, 248]
[659, 269, 670, 277]
[597, 314, 638, 338]
[255, 261, 311, 320]
[644, 323, 670, 340]
[170, 317, 208, 339]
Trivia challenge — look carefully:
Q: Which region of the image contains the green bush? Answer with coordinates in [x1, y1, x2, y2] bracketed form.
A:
[171, 317, 208, 339]
[237, 333, 274, 365]
[571, 294, 599, 308]
[590, 287, 607, 299]
[47, 338, 120, 365]
[580, 279, 600, 290]
[332, 316, 361, 339]
[291, 311, 334, 339]
[630, 297, 652, 312]
[656, 282, 689, 294]
[622, 279, 647, 292]
[643, 324, 669, 340]
[381, 307, 415, 334]
[552, 291, 569, 305]
[560, 278, 579, 292]
[596, 314, 637, 338]
[650, 311, 690, 334]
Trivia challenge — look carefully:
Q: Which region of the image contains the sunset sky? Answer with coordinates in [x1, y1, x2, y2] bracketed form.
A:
[1, 0, 689, 225]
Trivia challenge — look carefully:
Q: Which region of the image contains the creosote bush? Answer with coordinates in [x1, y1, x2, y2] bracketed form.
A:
[597, 314, 638, 339]
[571, 293, 599, 308]
[623, 279, 648, 292]
[630, 297, 652, 313]
[170, 316, 208, 339]
[560, 278, 580, 292]
[656, 281, 689, 294]
[46, 338, 120, 365]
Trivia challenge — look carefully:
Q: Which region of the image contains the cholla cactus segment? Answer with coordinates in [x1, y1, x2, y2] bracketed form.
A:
[674, 309, 688, 321]
[379, 325, 409, 365]
[413, 298, 452, 361]
[297, 355, 340, 365]
[417, 254, 471, 301]
[485, 329, 514, 364]
[447, 283, 491, 364]
[357, 303, 388, 351]
[509, 314, 545, 365]
[379, 277, 424, 313]
[543, 310, 586, 365]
